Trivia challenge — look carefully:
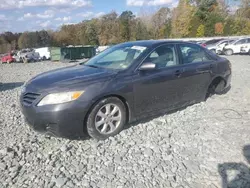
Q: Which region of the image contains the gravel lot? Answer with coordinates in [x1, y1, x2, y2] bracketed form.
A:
[0, 56, 250, 188]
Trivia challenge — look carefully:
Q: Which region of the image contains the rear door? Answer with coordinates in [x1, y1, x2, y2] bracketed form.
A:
[176, 43, 215, 106]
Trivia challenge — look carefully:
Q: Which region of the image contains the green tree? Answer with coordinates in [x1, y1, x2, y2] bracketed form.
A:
[224, 16, 235, 36]
[134, 19, 151, 40]
[204, 12, 224, 36]
[171, 0, 196, 37]
[97, 12, 120, 45]
[196, 24, 205, 37]
[38, 30, 51, 47]
[189, 16, 202, 37]
[85, 20, 99, 45]
[151, 7, 171, 39]
[119, 11, 135, 42]
[195, 0, 218, 21]
[18, 32, 30, 49]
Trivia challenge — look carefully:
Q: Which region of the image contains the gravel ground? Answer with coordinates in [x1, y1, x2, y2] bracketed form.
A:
[0, 56, 250, 188]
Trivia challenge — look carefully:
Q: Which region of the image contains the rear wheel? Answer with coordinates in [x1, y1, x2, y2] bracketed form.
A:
[86, 97, 126, 140]
[217, 50, 222, 55]
[206, 78, 226, 99]
[225, 49, 233, 56]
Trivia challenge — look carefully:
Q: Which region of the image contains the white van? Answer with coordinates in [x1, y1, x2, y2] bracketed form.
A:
[223, 38, 250, 55]
[35, 47, 51, 60]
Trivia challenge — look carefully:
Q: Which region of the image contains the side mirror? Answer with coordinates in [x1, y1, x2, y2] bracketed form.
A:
[139, 63, 156, 71]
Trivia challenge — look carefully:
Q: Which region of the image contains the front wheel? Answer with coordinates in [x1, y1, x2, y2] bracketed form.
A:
[86, 97, 126, 140]
[225, 49, 233, 56]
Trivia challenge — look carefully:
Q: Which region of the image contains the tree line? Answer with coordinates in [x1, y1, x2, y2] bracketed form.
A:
[0, 0, 250, 54]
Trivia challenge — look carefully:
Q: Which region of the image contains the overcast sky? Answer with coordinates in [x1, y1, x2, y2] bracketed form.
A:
[0, 0, 238, 33]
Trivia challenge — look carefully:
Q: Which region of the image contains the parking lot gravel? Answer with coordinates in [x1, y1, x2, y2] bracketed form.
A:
[0, 56, 250, 188]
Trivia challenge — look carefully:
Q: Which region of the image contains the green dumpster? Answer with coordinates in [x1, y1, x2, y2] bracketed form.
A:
[61, 46, 96, 60]
[50, 47, 61, 61]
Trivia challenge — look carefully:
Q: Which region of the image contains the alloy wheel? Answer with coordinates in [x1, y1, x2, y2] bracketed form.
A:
[95, 103, 122, 135]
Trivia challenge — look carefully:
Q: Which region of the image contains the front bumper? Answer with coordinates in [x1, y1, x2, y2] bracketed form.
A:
[20, 96, 90, 139]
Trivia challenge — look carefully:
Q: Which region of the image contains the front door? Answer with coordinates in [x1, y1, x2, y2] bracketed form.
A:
[133, 44, 185, 115]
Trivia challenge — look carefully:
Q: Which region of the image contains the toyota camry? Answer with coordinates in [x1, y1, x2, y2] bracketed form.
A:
[20, 40, 231, 140]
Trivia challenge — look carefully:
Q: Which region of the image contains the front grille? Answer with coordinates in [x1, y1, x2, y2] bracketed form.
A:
[23, 92, 41, 105]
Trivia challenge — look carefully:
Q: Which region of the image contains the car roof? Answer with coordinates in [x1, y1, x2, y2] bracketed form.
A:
[237, 37, 250, 40]
[120, 40, 195, 48]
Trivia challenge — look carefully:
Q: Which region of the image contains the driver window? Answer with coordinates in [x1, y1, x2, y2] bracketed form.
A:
[145, 45, 177, 69]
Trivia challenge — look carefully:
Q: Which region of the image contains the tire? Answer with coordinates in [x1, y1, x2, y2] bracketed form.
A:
[206, 79, 226, 99]
[217, 50, 222, 55]
[86, 97, 126, 140]
[42, 56, 46, 61]
[225, 49, 233, 56]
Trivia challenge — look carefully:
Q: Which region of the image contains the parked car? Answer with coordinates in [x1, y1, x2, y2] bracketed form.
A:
[241, 45, 250, 55]
[96, 46, 110, 54]
[20, 40, 232, 140]
[200, 39, 224, 47]
[223, 38, 250, 56]
[15, 49, 40, 63]
[1, 53, 15, 64]
[206, 39, 235, 55]
[35, 47, 51, 60]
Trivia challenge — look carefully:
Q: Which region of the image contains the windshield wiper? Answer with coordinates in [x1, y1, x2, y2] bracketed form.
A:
[84, 64, 99, 68]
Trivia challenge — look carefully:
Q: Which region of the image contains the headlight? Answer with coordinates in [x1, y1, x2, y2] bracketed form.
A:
[37, 91, 84, 106]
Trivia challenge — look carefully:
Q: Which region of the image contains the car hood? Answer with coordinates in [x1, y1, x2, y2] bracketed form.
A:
[25, 65, 117, 92]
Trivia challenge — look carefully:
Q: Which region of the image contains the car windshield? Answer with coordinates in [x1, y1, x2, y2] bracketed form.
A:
[84, 44, 148, 70]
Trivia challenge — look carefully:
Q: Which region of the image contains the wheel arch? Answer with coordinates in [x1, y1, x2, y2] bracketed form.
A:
[207, 76, 226, 97]
[83, 94, 131, 133]
[225, 48, 234, 55]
